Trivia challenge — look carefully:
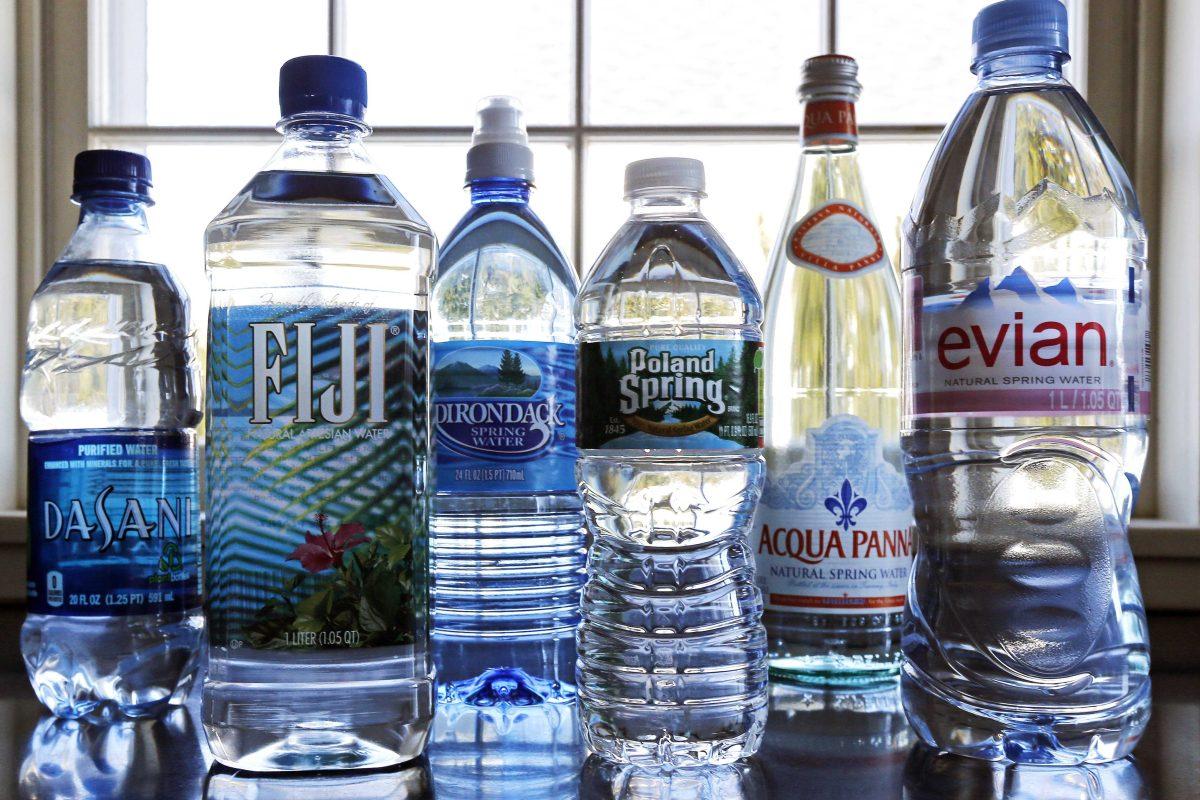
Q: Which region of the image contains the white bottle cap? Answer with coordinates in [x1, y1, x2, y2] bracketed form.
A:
[623, 157, 706, 199]
[465, 96, 534, 184]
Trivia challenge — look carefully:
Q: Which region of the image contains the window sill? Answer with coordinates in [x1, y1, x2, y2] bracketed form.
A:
[0, 512, 1195, 608]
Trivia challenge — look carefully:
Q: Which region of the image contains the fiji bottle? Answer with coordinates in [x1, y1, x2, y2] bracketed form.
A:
[20, 149, 203, 719]
[576, 158, 768, 766]
[902, 0, 1151, 763]
[754, 55, 912, 685]
[203, 55, 435, 769]
[428, 97, 583, 772]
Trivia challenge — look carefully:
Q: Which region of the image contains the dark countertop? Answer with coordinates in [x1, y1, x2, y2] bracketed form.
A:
[1, 668, 1197, 799]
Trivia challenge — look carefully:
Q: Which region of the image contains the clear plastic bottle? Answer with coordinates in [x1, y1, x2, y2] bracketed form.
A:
[429, 95, 583, 706]
[902, 0, 1151, 764]
[203, 56, 435, 770]
[575, 158, 768, 767]
[20, 149, 203, 720]
[755, 55, 912, 686]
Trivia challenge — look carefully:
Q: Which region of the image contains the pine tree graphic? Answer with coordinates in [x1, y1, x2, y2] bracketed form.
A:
[497, 349, 527, 386]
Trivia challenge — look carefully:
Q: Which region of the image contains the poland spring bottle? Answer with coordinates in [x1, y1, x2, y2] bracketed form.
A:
[21, 149, 203, 719]
[430, 97, 583, 707]
[755, 55, 912, 685]
[902, 0, 1151, 763]
[575, 158, 768, 766]
[204, 56, 434, 769]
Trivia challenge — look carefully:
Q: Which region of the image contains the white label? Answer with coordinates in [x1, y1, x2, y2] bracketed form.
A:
[909, 265, 1150, 418]
[785, 201, 886, 277]
[754, 415, 913, 615]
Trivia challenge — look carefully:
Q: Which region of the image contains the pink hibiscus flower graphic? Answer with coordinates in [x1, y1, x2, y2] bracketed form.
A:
[286, 513, 369, 574]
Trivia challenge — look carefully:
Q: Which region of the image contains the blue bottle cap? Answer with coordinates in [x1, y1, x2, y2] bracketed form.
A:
[71, 149, 152, 203]
[972, 0, 1069, 73]
[278, 55, 368, 121]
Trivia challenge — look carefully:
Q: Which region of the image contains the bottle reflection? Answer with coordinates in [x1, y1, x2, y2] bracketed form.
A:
[758, 680, 912, 799]
[204, 757, 433, 800]
[19, 707, 204, 799]
[903, 743, 1149, 799]
[427, 695, 583, 799]
[578, 755, 766, 800]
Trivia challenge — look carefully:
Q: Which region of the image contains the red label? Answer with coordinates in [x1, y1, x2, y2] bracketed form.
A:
[803, 100, 857, 143]
[787, 202, 885, 276]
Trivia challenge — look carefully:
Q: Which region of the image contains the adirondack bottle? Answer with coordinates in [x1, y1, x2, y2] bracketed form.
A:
[428, 96, 584, 793]
[575, 158, 768, 766]
[203, 55, 435, 769]
[902, 0, 1151, 763]
[754, 55, 912, 685]
[20, 149, 202, 719]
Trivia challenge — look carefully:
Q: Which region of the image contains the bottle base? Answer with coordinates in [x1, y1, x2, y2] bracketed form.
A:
[203, 650, 434, 771]
[22, 613, 203, 721]
[580, 722, 766, 769]
[769, 654, 901, 687]
[901, 662, 1151, 765]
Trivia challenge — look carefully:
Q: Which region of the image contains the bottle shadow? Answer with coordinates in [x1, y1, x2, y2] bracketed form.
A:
[204, 757, 433, 800]
[19, 706, 206, 799]
[903, 743, 1150, 800]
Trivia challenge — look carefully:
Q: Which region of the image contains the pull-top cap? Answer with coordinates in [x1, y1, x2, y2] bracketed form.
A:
[279, 55, 368, 121]
[623, 157, 706, 199]
[72, 149, 153, 203]
[799, 54, 862, 101]
[466, 96, 534, 183]
[972, 0, 1069, 73]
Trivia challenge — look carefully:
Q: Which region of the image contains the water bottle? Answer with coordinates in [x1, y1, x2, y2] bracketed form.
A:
[902, 0, 1151, 764]
[575, 157, 768, 767]
[203, 55, 435, 770]
[429, 95, 583, 706]
[20, 149, 203, 719]
[755, 54, 912, 685]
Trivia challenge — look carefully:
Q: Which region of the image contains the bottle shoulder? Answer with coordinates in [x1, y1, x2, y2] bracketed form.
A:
[906, 82, 1144, 265]
[576, 215, 763, 336]
[437, 201, 576, 290]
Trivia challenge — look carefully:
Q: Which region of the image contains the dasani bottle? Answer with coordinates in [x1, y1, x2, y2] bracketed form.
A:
[20, 149, 203, 719]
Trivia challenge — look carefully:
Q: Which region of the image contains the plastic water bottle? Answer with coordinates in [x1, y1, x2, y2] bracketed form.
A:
[20, 149, 203, 719]
[902, 0, 1151, 763]
[575, 157, 768, 766]
[203, 55, 435, 770]
[429, 95, 583, 707]
[428, 95, 584, 797]
[755, 54, 912, 686]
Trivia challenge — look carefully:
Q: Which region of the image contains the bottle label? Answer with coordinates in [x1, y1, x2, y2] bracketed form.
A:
[908, 265, 1151, 418]
[755, 415, 912, 614]
[206, 304, 427, 651]
[577, 338, 764, 449]
[27, 431, 199, 616]
[786, 201, 886, 277]
[803, 99, 858, 145]
[432, 340, 577, 494]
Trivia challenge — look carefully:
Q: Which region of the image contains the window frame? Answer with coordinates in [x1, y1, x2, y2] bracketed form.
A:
[8, 0, 1197, 610]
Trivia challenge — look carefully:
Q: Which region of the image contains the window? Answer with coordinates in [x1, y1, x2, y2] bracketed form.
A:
[10, 0, 1198, 608]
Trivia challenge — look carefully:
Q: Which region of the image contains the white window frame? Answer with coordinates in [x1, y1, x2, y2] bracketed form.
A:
[4, 0, 1197, 609]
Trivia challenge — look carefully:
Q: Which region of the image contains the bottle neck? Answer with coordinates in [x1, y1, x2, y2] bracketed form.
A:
[266, 116, 376, 174]
[60, 195, 154, 264]
[802, 96, 858, 147]
[629, 190, 703, 217]
[975, 51, 1068, 85]
[469, 177, 531, 204]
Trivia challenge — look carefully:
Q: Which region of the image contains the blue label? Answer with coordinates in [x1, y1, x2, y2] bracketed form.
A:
[432, 340, 577, 494]
[27, 431, 199, 616]
[206, 303, 427, 651]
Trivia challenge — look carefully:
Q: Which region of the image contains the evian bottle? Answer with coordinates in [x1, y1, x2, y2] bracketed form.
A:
[902, 0, 1151, 763]
[755, 54, 912, 685]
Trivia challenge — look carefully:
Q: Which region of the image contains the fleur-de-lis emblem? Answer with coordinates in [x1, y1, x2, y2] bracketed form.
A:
[825, 479, 867, 532]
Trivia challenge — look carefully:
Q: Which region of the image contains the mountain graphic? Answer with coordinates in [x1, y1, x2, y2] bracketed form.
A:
[957, 267, 1079, 308]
